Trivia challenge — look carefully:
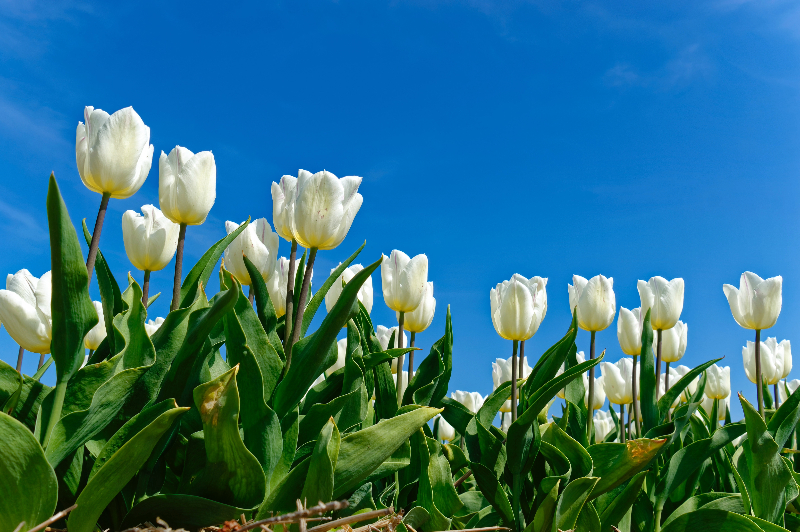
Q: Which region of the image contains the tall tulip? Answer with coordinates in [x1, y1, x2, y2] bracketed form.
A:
[122, 205, 180, 305]
[77, 106, 154, 283]
[0, 270, 52, 371]
[492, 356, 532, 413]
[84, 301, 106, 351]
[556, 351, 585, 400]
[223, 219, 280, 297]
[705, 365, 731, 400]
[492, 274, 547, 422]
[601, 358, 633, 441]
[266, 257, 312, 319]
[657, 320, 688, 394]
[594, 410, 615, 443]
[723, 271, 782, 417]
[617, 306, 643, 436]
[159, 145, 217, 311]
[397, 281, 436, 379]
[778, 379, 800, 404]
[271, 173, 300, 349]
[145, 317, 165, 337]
[742, 338, 790, 407]
[326, 264, 374, 316]
[569, 274, 615, 439]
[376, 325, 408, 373]
[779, 340, 792, 407]
[638, 276, 684, 402]
[451, 390, 485, 414]
[326, 338, 347, 377]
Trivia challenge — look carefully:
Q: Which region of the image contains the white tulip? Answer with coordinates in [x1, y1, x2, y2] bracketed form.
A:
[584, 374, 606, 410]
[779, 379, 800, 404]
[451, 391, 485, 414]
[434, 414, 456, 442]
[376, 325, 408, 373]
[395, 370, 409, 398]
[501, 412, 512, 433]
[304, 373, 326, 401]
[76, 106, 153, 199]
[671, 365, 699, 402]
[659, 370, 681, 408]
[594, 410, 615, 442]
[0, 270, 52, 354]
[84, 301, 106, 350]
[271, 174, 298, 243]
[782, 340, 792, 379]
[723, 272, 782, 330]
[601, 359, 634, 405]
[159, 146, 216, 225]
[266, 257, 312, 318]
[326, 264, 373, 315]
[568, 275, 615, 332]
[490, 274, 548, 341]
[289, 170, 364, 250]
[556, 351, 586, 399]
[655, 321, 688, 363]
[700, 395, 729, 421]
[637, 277, 685, 331]
[743, 337, 789, 385]
[705, 365, 731, 400]
[122, 205, 180, 272]
[617, 307, 643, 356]
[145, 317, 165, 337]
[223, 219, 280, 286]
[399, 281, 436, 333]
[493, 356, 532, 412]
[382, 250, 429, 314]
[326, 338, 347, 377]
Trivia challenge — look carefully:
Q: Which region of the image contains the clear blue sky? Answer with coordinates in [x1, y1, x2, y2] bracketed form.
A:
[1, 0, 799, 420]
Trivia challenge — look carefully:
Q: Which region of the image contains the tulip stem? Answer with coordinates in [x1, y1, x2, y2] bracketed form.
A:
[632, 354, 641, 438]
[775, 383, 780, 409]
[171, 223, 187, 311]
[85, 192, 111, 286]
[38, 353, 46, 369]
[288, 247, 317, 373]
[283, 239, 298, 351]
[142, 270, 151, 308]
[511, 340, 519, 423]
[665, 361, 671, 422]
[655, 329, 663, 400]
[620, 404, 626, 443]
[396, 312, 406, 408]
[518, 340, 525, 378]
[248, 285, 255, 305]
[409, 332, 416, 380]
[42, 381, 67, 449]
[587, 331, 596, 442]
[15, 346, 23, 374]
[755, 329, 764, 418]
[627, 402, 633, 441]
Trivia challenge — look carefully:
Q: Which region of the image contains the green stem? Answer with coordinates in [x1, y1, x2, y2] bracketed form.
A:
[288, 247, 317, 373]
[85, 191, 111, 286]
[756, 329, 764, 418]
[620, 403, 626, 443]
[633, 354, 641, 438]
[655, 329, 662, 400]
[42, 381, 67, 448]
[587, 331, 596, 442]
[511, 340, 519, 423]
[654, 506, 663, 532]
[512, 472, 523, 532]
[283, 239, 298, 351]
[171, 223, 187, 311]
[396, 312, 405, 408]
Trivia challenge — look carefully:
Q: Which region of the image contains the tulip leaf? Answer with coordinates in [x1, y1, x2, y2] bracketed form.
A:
[661, 494, 747, 530]
[301, 371, 344, 414]
[767, 382, 800, 450]
[179, 217, 250, 309]
[373, 361, 399, 421]
[271, 407, 300, 490]
[0, 411, 58, 531]
[82, 219, 123, 357]
[66, 406, 188, 532]
[639, 309, 658, 433]
[298, 388, 360, 446]
[539, 439, 572, 487]
[543, 421, 592, 479]
[588, 438, 666, 498]
[301, 417, 340, 507]
[597, 470, 647, 531]
[522, 312, 578, 404]
[242, 255, 284, 360]
[440, 396, 475, 436]
[403, 307, 453, 408]
[300, 241, 365, 337]
[0, 358, 22, 411]
[274, 257, 382, 418]
[471, 461, 514, 526]
[660, 509, 765, 532]
[554, 476, 599, 532]
[658, 358, 721, 423]
[121, 494, 249, 529]
[415, 431, 464, 531]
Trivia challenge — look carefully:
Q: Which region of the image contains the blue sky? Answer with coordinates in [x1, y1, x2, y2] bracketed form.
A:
[1, 0, 799, 420]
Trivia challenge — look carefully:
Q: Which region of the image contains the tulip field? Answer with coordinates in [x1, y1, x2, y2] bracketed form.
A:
[3, 105, 800, 532]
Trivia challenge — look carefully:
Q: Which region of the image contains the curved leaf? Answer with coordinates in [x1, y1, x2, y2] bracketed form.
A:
[555, 477, 599, 532]
[301, 417, 340, 506]
[471, 461, 513, 526]
[588, 438, 666, 497]
[661, 509, 764, 532]
[242, 255, 284, 360]
[658, 358, 721, 422]
[121, 494, 247, 529]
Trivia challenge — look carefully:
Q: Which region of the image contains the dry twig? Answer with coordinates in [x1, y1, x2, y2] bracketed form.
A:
[307, 508, 394, 532]
[25, 505, 78, 532]
[238, 500, 350, 532]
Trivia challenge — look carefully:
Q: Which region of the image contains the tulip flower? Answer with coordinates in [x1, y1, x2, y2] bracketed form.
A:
[326, 264, 374, 316]
[656, 321, 688, 397]
[602, 358, 634, 443]
[145, 317, 165, 337]
[705, 365, 731, 400]
[501, 412, 511, 433]
[617, 306, 645, 436]
[658, 371, 681, 408]
[266, 257, 312, 319]
[326, 338, 347, 377]
[671, 365, 699, 402]
[493, 356, 532, 413]
[723, 271, 782, 416]
[271, 173, 300, 348]
[584, 374, 605, 412]
[223, 219, 280, 294]
[451, 390, 485, 414]
[84, 301, 106, 351]
[638, 276, 684, 403]
[376, 325, 408, 374]
[77, 106, 154, 284]
[159, 145, 217, 311]
[434, 414, 456, 442]
[779, 379, 800, 404]
[700, 395, 729, 423]
[0, 270, 52, 371]
[743, 338, 790, 406]
[556, 351, 586, 399]
[594, 410, 615, 443]
[395, 370, 409, 399]
[397, 281, 436, 379]
[122, 205, 180, 305]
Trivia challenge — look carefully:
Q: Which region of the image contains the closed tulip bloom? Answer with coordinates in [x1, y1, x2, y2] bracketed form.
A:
[434, 415, 456, 442]
[159, 146, 217, 225]
[705, 365, 731, 400]
[656, 321, 688, 363]
[326, 338, 347, 377]
[145, 317, 165, 337]
[451, 390, 485, 414]
[84, 301, 106, 350]
[743, 337, 788, 385]
[568, 275, 616, 332]
[395, 370, 409, 398]
[637, 277, 685, 331]
[584, 375, 606, 410]
[556, 351, 586, 399]
[602, 359, 634, 405]
[617, 307, 643, 356]
[491, 274, 548, 341]
[266, 257, 312, 318]
[700, 395, 729, 421]
[400, 281, 436, 333]
[671, 365, 699, 402]
[781, 340, 792, 379]
[122, 205, 180, 272]
[723, 272, 782, 330]
[271, 174, 298, 242]
[658, 371, 681, 408]
[76, 106, 153, 198]
[594, 410, 615, 442]
[493, 356, 532, 412]
[0, 270, 52, 354]
[290, 170, 363, 250]
[779, 379, 800, 404]
[224, 219, 280, 286]
[326, 264, 374, 315]
[377, 325, 408, 350]
[382, 250, 429, 314]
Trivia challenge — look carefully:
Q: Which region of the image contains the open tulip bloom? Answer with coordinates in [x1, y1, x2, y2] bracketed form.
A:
[0, 269, 53, 371]
[723, 271, 783, 416]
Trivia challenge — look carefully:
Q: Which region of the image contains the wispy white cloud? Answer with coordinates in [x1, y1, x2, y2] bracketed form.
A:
[0, 197, 48, 253]
[604, 45, 713, 91]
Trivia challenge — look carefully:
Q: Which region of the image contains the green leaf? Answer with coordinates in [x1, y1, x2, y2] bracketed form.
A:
[522, 312, 578, 404]
[0, 358, 23, 413]
[82, 219, 123, 356]
[661, 494, 747, 530]
[543, 421, 592, 479]
[301, 417, 340, 506]
[440, 397, 474, 436]
[768, 381, 800, 450]
[404, 307, 453, 408]
[186, 366, 267, 508]
[121, 494, 247, 529]
[658, 358, 721, 422]
[66, 406, 188, 532]
[471, 461, 514, 526]
[598, 470, 647, 531]
[639, 309, 658, 433]
[588, 438, 666, 497]
[554, 477, 599, 532]
[416, 432, 463, 531]
[258, 457, 310, 515]
[0, 412, 57, 531]
[530, 479, 559, 532]
[660, 509, 766, 532]
[242, 255, 284, 360]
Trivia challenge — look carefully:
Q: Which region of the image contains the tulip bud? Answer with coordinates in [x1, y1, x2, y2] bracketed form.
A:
[617, 307, 643, 356]
[83, 301, 106, 350]
[398, 281, 436, 333]
[556, 351, 586, 399]
[568, 275, 615, 332]
[159, 146, 216, 225]
[266, 257, 312, 318]
[492, 356, 532, 412]
[491, 274, 547, 341]
[723, 272, 782, 330]
[451, 390, 485, 414]
[382, 250, 429, 314]
[584, 374, 605, 410]
[655, 321, 688, 363]
[271, 174, 298, 243]
[637, 277, 685, 331]
[434, 414, 456, 442]
[290, 170, 364, 250]
[0, 270, 52, 354]
[326, 338, 347, 377]
[223, 219, 280, 286]
[779, 379, 800, 404]
[705, 364, 730, 400]
[671, 364, 699, 402]
[122, 205, 180, 272]
[594, 410, 615, 442]
[700, 395, 729, 421]
[145, 317, 165, 337]
[76, 106, 153, 199]
[601, 359, 634, 405]
[743, 337, 788, 385]
[326, 264, 374, 315]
